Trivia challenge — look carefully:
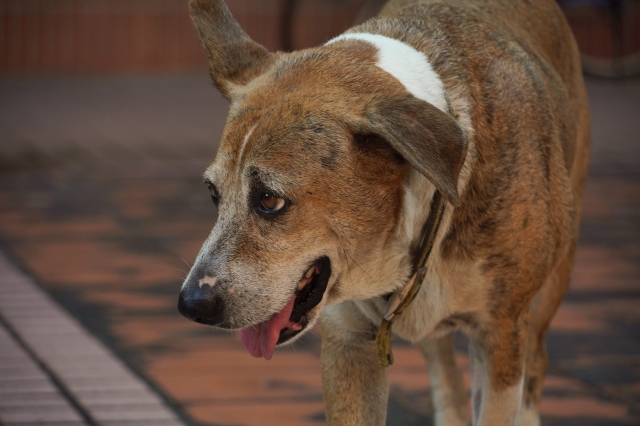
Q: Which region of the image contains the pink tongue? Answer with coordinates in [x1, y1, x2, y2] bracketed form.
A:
[240, 294, 296, 360]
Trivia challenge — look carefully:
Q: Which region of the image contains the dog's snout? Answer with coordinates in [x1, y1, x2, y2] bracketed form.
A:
[178, 278, 225, 326]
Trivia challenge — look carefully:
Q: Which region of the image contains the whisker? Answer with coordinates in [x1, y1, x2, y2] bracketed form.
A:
[307, 327, 322, 341]
[341, 246, 354, 285]
[173, 267, 189, 276]
[344, 249, 373, 281]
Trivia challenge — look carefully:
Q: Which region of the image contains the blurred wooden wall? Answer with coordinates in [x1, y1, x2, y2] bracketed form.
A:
[560, 0, 640, 76]
[0, 0, 366, 74]
[3, 0, 637, 76]
[562, 1, 639, 59]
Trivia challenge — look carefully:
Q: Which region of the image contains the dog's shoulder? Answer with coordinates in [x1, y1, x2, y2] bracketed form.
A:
[346, 1, 581, 273]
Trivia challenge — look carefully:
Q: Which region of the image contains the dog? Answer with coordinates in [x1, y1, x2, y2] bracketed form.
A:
[177, 0, 591, 424]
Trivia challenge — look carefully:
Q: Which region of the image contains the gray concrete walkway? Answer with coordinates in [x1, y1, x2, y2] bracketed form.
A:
[0, 251, 187, 426]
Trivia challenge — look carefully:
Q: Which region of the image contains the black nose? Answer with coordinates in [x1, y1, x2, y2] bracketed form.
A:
[177, 284, 224, 326]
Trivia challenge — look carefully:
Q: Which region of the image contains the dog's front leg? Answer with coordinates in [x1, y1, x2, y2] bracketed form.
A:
[320, 302, 388, 426]
[470, 315, 528, 426]
[418, 333, 469, 426]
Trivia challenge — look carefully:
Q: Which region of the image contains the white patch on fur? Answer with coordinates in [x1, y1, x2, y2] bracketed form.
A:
[327, 33, 448, 113]
[237, 124, 257, 164]
[418, 336, 468, 426]
[477, 365, 525, 425]
[402, 169, 436, 251]
[198, 275, 217, 289]
[516, 405, 541, 426]
[469, 341, 485, 425]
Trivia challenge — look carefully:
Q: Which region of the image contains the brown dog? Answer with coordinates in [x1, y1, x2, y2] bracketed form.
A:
[177, 0, 591, 424]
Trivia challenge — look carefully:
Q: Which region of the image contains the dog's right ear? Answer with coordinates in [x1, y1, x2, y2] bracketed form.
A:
[349, 93, 468, 205]
[189, 0, 273, 99]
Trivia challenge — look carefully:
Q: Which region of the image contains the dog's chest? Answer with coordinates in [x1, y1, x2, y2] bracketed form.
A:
[352, 252, 488, 343]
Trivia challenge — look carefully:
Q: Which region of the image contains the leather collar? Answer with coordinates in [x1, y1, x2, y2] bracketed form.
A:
[376, 190, 447, 366]
[375, 94, 455, 367]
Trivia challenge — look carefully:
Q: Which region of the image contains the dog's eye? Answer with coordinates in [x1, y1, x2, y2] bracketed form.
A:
[250, 186, 289, 217]
[204, 180, 219, 206]
[260, 192, 285, 212]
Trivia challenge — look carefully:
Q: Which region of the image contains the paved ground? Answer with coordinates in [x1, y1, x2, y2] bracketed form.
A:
[0, 252, 187, 426]
[0, 74, 638, 426]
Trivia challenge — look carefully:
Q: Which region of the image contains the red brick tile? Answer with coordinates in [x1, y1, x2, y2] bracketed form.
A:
[12, 241, 179, 286]
[539, 396, 628, 419]
[550, 303, 606, 332]
[139, 221, 213, 240]
[147, 347, 322, 403]
[0, 215, 122, 240]
[83, 290, 171, 311]
[571, 246, 639, 291]
[542, 375, 586, 391]
[188, 401, 326, 426]
[111, 316, 196, 350]
[110, 187, 160, 220]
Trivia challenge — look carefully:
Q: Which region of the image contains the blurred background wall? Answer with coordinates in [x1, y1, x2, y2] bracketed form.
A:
[0, 0, 379, 74]
[2, 0, 637, 76]
[560, 0, 640, 76]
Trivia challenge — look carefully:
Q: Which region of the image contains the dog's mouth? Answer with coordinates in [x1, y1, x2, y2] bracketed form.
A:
[279, 256, 331, 344]
[240, 256, 331, 360]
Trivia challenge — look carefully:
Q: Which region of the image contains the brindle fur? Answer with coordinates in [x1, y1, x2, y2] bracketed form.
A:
[182, 0, 590, 424]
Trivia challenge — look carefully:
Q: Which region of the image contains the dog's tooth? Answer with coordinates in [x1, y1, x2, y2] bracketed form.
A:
[297, 264, 316, 291]
[297, 278, 309, 291]
[305, 265, 315, 279]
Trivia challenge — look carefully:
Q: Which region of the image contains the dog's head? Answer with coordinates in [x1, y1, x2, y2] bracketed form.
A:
[178, 0, 468, 359]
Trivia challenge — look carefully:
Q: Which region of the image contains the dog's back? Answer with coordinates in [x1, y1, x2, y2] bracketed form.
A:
[381, 0, 591, 189]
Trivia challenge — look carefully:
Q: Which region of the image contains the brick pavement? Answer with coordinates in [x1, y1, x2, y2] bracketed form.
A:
[0, 75, 638, 425]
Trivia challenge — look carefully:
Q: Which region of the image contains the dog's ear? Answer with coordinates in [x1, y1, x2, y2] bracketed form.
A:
[351, 94, 468, 205]
[189, 0, 272, 99]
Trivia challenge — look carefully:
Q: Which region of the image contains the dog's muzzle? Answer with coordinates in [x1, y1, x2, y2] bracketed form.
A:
[177, 277, 224, 326]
